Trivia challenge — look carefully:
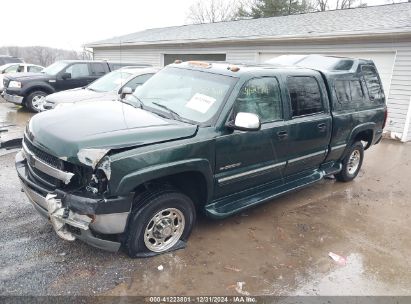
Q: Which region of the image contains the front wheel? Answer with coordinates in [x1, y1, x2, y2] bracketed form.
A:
[335, 141, 364, 182]
[26, 91, 47, 112]
[126, 189, 196, 257]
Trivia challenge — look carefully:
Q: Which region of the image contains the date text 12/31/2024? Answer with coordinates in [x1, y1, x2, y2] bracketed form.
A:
[147, 296, 257, 303]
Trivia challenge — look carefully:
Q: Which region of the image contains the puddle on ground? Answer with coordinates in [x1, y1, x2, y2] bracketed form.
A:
[294, 253, 410, 295]
[0, 101, 33, 127]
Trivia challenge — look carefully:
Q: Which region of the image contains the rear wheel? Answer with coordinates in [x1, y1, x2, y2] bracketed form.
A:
[26, 91, 47, 112]
[335, 141, 364, 182]
[126, 188, 196, 257]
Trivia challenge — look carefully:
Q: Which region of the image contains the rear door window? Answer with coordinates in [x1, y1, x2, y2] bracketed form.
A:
[334, 79, 364, 104]
[350, 80, 364, 101]
[334, 80, 351, 103]
[287, 76, 323, 117]
[361, 65, 384, 102]
[90, 63, 107, 76]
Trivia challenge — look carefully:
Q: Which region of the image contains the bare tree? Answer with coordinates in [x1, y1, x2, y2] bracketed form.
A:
[29, 47, 58, 67]
[313, 0, 366, 11]
[0, 46, 90, 66]
[186, 0, 239, 23]
[314, 0, 328, 10]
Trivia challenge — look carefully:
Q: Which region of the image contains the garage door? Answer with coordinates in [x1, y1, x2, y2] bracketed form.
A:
[259, 51, 395, 94]
[163, 54, 226, 66]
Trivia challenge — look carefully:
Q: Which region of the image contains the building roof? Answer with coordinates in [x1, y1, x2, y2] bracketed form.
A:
[87, 3, 411, 47]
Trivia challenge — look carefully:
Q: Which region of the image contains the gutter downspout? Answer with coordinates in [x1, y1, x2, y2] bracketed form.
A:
[401, 97, 411, 142]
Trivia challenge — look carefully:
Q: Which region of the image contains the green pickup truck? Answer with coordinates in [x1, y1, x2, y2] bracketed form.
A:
[16, 55, 387, 257]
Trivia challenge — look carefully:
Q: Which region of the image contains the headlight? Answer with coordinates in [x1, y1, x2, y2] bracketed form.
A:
[8, 81, 21, 88]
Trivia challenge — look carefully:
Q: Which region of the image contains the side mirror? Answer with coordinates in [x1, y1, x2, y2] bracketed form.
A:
[61, 72, 71, 80]
[120, 86, 133, 99]
[228, 112, 261, 131]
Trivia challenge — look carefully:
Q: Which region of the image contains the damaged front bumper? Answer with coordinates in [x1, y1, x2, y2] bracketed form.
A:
[16, 151, 133, 252]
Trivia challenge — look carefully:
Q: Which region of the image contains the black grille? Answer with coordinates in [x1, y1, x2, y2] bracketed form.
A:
[32, 166, 59, 187]
[3, 78, 9, 89]
[24, 135, 63, 169]
[27, 167, 56, 190]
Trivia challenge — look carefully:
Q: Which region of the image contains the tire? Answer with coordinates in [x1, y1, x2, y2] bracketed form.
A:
[335, 141, 364, 182]
[126, 188, 196, 257]
[26, 91, 47, 112]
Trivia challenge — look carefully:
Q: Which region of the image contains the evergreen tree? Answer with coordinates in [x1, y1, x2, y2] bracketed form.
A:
[237, 0, 314, 18]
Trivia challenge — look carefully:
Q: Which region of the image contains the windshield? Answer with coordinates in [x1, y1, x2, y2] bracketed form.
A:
[88, 70, 133, 92]
[42, 61, 69, 76]
[131, 67, 236, 123]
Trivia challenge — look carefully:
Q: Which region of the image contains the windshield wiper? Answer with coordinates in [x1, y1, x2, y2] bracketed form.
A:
[151, 101, 182, 121]
[134, 96, 145, 109]
[118, 98, 138, 108]
[116, 94, 145, 109]
[125, 94, 145, 109]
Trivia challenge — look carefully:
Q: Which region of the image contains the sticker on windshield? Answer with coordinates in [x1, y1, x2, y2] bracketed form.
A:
[185, 93, 216, 113]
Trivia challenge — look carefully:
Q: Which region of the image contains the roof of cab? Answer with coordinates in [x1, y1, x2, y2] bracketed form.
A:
[168, 54, 375, 78]
[168, 60, 319, 78]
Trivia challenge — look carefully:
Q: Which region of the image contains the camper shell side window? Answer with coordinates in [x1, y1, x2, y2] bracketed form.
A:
[361, 65, 385, 104]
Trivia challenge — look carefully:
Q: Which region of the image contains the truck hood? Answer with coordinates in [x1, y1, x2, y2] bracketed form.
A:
[28, 100, 198, 162]
[45, 87, 115, 104]
[6, 72, 50, 81]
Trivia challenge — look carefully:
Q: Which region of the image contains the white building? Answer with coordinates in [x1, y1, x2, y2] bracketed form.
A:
[87, 3, 411, 141]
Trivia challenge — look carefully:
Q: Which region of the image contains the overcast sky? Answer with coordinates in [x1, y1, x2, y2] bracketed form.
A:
[0, 0, 400, 50]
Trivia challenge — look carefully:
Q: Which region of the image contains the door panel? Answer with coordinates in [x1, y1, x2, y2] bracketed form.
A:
[214, 76, 287, 198]
[284, 114, 331, 175]
[214, 127, 283, 198]
[283, 75, 332, 176]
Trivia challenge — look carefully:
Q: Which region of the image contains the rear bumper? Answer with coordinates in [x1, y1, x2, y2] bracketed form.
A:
[3, 92, 24, 105]
[374, 129, 383, 145]
[16, 151, 133, 252]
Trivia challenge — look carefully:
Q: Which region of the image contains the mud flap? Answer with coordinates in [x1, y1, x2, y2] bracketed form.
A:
[132, 240, 187, 258]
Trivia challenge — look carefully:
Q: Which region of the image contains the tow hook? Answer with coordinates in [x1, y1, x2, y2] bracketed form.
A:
[45, 194, 92, 241]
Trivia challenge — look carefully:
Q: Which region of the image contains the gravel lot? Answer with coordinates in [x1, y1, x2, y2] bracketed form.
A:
[1, 97, 411, 296]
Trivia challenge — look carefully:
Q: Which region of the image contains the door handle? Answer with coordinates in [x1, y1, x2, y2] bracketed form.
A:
[317, 123, 327, 132]
[277, 130, 288, 140]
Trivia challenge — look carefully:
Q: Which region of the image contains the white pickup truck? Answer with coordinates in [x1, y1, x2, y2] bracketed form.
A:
[0, 63, 44, 93]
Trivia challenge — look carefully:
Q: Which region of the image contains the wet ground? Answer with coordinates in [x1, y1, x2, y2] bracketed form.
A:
[1, 96, 411, 296]
[0, 97, 32, 152]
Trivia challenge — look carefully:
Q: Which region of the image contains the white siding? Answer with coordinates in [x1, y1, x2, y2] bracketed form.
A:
[94, 47, 161, 66]
[388, 49, 411, 141]
[93, 39, 411, 141]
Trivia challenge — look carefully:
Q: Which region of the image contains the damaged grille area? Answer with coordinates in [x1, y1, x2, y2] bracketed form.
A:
[23, 135, 68, 189]
[24, 135, 63, 169]
[30, 166, 60, 187]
